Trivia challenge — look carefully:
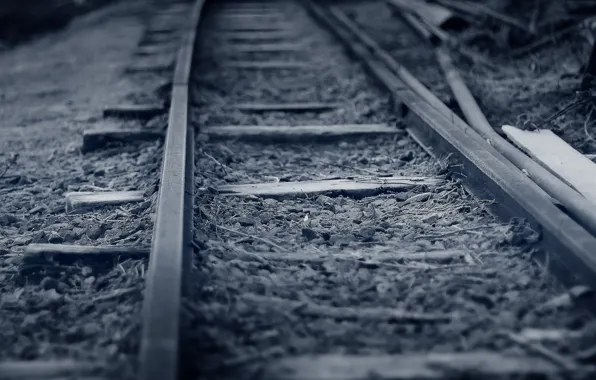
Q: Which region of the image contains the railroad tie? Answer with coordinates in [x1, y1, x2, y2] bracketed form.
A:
[201, 124, 401, 143]
[231, 102, 342, 113]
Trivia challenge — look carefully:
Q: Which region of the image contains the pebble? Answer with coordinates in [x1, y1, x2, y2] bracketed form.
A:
[29, 205, 46, 215]
[40, 276, 59, 290]
[399, 150, 414, 162]
[81, 266, 93, 276]
[302, 228, 318, 241]
[237, 217, 254, 226]
[355, 226, 376, 242]
[12, 236, 33, 246]
[32, 230, 48, 244]
[263, 198, 278, 207]
[86, 224, 106, 240]
[48, 232, 63, 243]
[62, 231, 76, 243]
[0, 213, 18, 226]
[422, 213, 440, 224]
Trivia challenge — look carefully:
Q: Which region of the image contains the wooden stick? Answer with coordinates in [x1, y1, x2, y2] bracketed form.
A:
[241, 293, 452, 324]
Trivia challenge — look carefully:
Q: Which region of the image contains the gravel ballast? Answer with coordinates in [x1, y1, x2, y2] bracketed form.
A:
[187, 1, 595, 379]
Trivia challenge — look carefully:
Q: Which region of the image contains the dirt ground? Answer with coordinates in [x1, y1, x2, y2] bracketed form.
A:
[0, 0, 185, 377]
[187, 2, 596, 379]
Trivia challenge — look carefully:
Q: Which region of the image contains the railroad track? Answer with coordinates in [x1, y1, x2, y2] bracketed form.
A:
[3, 0, 596, 379]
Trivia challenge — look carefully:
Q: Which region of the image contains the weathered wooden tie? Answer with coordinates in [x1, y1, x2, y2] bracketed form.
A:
[213, 25, 293, 32]
[202, 124, 399, 142]
[65, 190, 145, 212]
[82, 128, 164, 152]
[216, 176, 442, 199]
[218, 43, 303, 53]
[232, 102, 342, 113]
[216, 31, 296, 42]
[259, 352, 564, 380]
[102, 104, 164, 120]
[0, 360, 100, 379]
[25, 244, 150, 259]
[124, 62, 173, 74]
[222, 61, 310, 69]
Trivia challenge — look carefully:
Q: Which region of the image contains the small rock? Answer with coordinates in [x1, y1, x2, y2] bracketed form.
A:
[48, 232, 63, 244]
[40, 276, 59, 290]
[32, 231, 48, 244]
[12, 236, 33, 246]
[86, 224, 106, 240]
[422, 213, 440, 224]
[82, 322, 101, 336]
[73, 227, 87, 238]
[355, 226, 376, 242]
[29, 205, 46, 215]
[302, 228, 318, 241]
[263, 198, 278, 207]
[62, 231, 76, 243]
[237, 217, 254, 226]
[399, 150, 414, 162]
[82, 163, 94, 175]
[0, 214, 18, 226]
[94, 168, 106, 177]
[84, 276, 96, 286]
[321, 231, 331, 241]
[81, 266, 93, 277]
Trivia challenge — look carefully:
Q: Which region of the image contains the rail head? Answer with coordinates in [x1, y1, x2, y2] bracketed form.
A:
[138, 1, 205, 380]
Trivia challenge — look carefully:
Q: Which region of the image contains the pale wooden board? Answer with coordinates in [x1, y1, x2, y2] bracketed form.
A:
[502, 125, 596, 204]
[217, 43, 303, 53]
[222, 61, 310, 69]
[202, 124, 400, 142]
[388, 0, 457, 28]
[65, 190, 145, 212]
[213, 25, 292, 32]
[0, 360, 99, 379]
[217, 176, 442, 198]
[25, 244, 149, 258]
[259, 352, 561, 380]
[232, 102, 342, 112]
[215, 31, 296, 41]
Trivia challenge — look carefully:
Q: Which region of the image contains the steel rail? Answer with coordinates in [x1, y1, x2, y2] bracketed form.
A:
[138, 1, 205, 380]
[305, 1, 596, 304]
[387, 4, 596, 240]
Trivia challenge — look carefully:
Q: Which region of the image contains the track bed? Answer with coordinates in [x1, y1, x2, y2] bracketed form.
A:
[186, 1, 594, 379]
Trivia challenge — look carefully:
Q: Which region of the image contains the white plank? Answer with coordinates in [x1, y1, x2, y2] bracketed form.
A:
[222, 61, 310, 69]
[217, 176, 442, 198]
[502, 125, 596, 204]
[260, 352, 561, 380]
[202, 124, 400, 142]
[232, 102, 341, 112]
[65, 190, 145, 212]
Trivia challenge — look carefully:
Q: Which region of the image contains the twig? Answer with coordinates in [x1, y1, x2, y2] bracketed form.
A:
[501, 331, 580, 371]
[540, 98, 593, 127]
[241, 293, 452, 324]
[416, 225, 498, 239]
[215, 224, 288, 252]
[203, 151, 229, 174]
[0, 153, 19, 179]
[584, 106, 595, 141]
